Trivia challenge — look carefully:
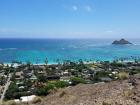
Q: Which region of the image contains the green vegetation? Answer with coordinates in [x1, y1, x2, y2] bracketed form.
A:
[70, 77, 86, 85]
[0, 76, 6, 85]
[38, 75, 47, 82]
[36, 87, 48, 96]
[110, 62, 125, 67]
[1, 58, 140, 101]
[46, 83, 55, 90]
[35, 81, 69, 96]
[54, 81, 69, 88]
[5, 82, 18, 100]
[129, 69, 140, 75]
[92, 71, 111, 83]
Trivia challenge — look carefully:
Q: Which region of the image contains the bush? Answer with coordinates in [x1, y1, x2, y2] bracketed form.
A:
[54, 81, 69, 88]
[46, 83, 55, 90]
[70, 77, 86, 85]
[117, 72, 129, 80]
[36, 87, 48, 96]
[5, 83, 18, 99]
[92, 71, 111, 83]
[36, 81, 69, 96]
[95, 71, 110, 77]
[38, 75, 47, 83]
[129, 69, 140, 75]
[111, 62, 125, 67]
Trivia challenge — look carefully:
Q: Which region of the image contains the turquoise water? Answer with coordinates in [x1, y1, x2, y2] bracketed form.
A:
[0, 38, 140, 64]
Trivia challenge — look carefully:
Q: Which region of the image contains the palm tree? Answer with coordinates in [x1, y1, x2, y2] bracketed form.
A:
[0, 62, 4, 71]
[45, 58, 48, 65]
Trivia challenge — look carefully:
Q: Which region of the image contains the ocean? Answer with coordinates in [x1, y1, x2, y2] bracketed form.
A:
[0, 38, 140, 64]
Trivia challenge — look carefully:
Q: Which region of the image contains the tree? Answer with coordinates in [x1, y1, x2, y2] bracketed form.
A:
[36, 87, 48, 96]
[0, 76, 5, 85]
[38, 75, 47, 83]
[45, 58, 48, 65]
[26, 61, 32, 69]
[5, 82, 18, 99]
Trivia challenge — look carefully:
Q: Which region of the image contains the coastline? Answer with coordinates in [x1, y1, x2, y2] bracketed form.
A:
[2, 59, 138, 67]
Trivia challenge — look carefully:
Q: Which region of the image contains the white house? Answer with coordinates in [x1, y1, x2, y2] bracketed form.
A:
[20, 95, 36, 102]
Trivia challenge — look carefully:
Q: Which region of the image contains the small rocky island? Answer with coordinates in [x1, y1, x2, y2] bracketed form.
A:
[112, 39, 132, 45]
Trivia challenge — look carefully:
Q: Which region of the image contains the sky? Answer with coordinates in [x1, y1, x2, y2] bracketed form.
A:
[0, 0, 140, 38]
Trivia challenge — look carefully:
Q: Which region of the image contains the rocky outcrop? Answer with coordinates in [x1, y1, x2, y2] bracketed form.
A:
[112, 39, 132, 45]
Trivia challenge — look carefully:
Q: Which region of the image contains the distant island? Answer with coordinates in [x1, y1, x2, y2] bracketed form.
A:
[112, 39, 132, 45]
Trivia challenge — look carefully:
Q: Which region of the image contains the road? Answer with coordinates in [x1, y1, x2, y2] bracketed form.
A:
[0, 74, 11, 103]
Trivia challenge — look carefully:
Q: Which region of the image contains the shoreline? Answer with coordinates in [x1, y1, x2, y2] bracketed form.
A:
[2, 59, 137, 67]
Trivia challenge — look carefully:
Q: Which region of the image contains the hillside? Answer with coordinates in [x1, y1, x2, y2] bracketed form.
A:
[39, 76, 140, 105]
[3, 75, 140, 105]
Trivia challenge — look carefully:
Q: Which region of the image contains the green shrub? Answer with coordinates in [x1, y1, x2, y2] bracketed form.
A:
[46, 83, 55, 90]
[54, 81, 69, 88]
[38, 75, 47, 82]
[5, 82, 18, 99]
[36, 87, 48, 96]
[70, 77, 86, 85]
[111, 62, 125, 67]
[92, 71, 111, 83]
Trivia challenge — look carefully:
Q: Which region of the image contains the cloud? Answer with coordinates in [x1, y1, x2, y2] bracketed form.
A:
[105, 30, 114, 33]
[71, 5, 93, 13]
[0, 28, 20, 34]
[72, 5, 78, 11]
[85, 5, 92, 12]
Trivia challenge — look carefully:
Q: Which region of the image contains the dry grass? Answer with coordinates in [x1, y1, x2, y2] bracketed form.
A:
[117, 72, 129, 80]
[102, 101, 111, 105]
[123, 89, 134, 98]
[2, 101, 17, 105]
[59, 91, 66, 98]
[32, 97, 42, 104]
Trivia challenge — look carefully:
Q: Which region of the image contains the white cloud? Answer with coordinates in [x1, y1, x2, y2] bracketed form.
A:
[105, 30, 114, 33]
[0, 28, 19, 34]
[85, 5, 92, 12]
[71, 5, 93, 13]
[72, 5, 78, 11]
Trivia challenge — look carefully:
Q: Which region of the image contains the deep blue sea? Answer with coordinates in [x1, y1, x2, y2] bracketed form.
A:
[0, 38, 140, 64]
